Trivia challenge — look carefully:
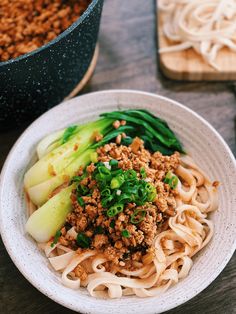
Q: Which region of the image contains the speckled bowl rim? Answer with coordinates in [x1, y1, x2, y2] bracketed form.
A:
[0, 90, 236, 313]
[0, 0, 100, 67]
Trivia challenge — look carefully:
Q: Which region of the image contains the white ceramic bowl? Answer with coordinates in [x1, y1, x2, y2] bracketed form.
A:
[0, 90, 236, 314]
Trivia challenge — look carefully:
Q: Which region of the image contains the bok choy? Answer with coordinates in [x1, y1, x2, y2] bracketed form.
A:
[26, 185, 74, 242]
[27, 148, 94, 206]
[24, 119, 113, 190]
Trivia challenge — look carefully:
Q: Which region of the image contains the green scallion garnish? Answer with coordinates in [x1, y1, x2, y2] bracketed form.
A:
[140, 167, 147, 179]
[110, 174, 125, 189]
[70, 173, 86, 183]
[169, 176, 178, 189]
[124, 169, 137, 181]
[164, 171, 178, 189]
[101, 196, 114, 208]
[130, 209, 146, 224]
[111, 169, 123, 176]
[101, 188, 111, 197]
[98, 165, 111, 176]
[76, 233, 91, 248]
[75, 161, 157, 219]
[146, 183, 157, 201]
[107, 203, 124, 217]
[77, 185, 89, 196]
[121, 229, 130, 238]
[109, 159, 118, 167]
[50, 230, 61, 247]
[164, 171, 172, 184]
[77, 196, 85, 207]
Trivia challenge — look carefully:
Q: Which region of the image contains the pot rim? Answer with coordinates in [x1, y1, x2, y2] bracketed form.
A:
[0, 0, 100, 68]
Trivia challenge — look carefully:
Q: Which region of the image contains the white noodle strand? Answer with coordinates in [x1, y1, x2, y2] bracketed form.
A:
[158, 0, 236, 70]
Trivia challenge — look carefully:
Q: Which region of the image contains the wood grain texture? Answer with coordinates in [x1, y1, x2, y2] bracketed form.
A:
[0, 0, 236, 313]
[157, 1, 236, 81]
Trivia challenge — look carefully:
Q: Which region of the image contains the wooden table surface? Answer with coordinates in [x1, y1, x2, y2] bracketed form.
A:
[0, 1, 236, 313]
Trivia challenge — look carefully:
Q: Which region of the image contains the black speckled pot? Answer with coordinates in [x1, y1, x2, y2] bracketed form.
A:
[0, 0, 103, 130]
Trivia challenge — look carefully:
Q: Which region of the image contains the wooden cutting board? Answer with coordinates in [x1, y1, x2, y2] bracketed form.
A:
[157, 2, 236, 81]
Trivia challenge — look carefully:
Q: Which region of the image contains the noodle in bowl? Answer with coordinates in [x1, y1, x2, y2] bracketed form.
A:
[34, 153, 218, 299]
[0, 90, 235, 314]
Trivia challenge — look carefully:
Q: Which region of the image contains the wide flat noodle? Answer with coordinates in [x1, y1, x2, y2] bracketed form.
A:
[158, 0, 236, 70]
[40, 155, 218, 298]
[49, 251, 75, 271]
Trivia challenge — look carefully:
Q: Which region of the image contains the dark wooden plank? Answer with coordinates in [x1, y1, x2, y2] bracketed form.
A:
[0, 0, 235, 313]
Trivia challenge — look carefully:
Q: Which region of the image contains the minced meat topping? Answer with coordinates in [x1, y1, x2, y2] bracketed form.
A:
[58, 137, 180, 269]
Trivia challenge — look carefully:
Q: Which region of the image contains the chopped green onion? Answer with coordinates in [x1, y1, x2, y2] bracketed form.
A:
[71, 174, 85, 183]
[140, 167, 147, 179]
[169, 176, 178, 189]
[121, 229, 130, 238]
[116, 203, 124, 213]
[125, 185, 138, 195]
[109, 159, 118, 167]
[101, 195, 114, 208]
[93, 157, 160, 208]
[50, 230, 61, 247]
[148, 191, 157, 202]
[110, 175, 124, 189]
[101, 188, 111, 197]
[117, 193, 131, 203]
[146, 183, 154, 192]
[107, 207, 117, 217]
[76, 233, 91, 248]
[76, 184, 89, 196]
[77, 196, 84, 207]
[98, 165, 111, 176]
[96, 161, 104, 167]
[164, 171, 178, 189]
[111, 169, 123, 176]
[130, 209, 146, 224]
[164, 171, 172, 184]
[107, 203, 124, 217]
[137, 185, 146, 200]
[146, 183, 157, 201]
[124, 169, 137, 181]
